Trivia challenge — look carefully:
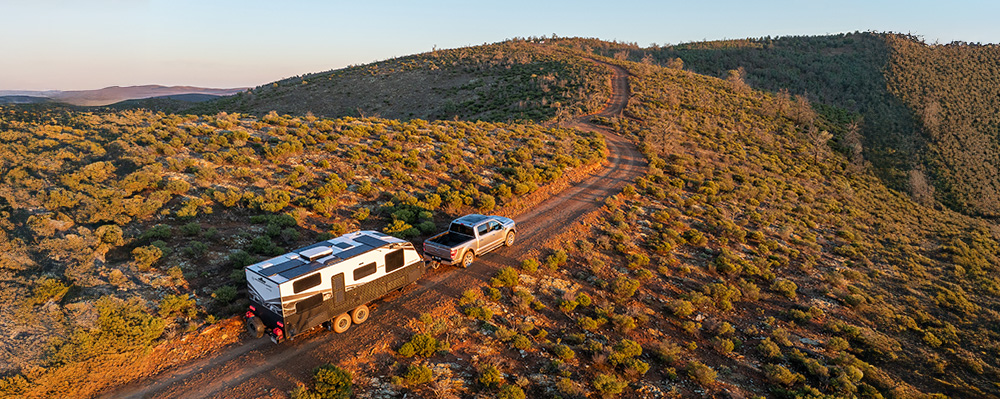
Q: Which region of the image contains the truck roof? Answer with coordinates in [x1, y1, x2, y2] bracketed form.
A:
[453, 214, 489, 226]
[246, 230, 406, 284]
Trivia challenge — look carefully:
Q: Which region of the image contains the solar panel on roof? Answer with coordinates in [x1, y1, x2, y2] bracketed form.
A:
[277, 261, 326, 280]
[334, 242, 353, 249]
[337, 245, 372, 260]
[262, 258, 307, 277]
[354, 234, 389, 248]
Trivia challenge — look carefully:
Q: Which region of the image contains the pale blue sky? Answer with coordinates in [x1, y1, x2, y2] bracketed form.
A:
[1, 0, 997, 90]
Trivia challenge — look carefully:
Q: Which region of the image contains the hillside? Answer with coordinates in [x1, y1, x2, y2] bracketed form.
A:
[305, 49, 1000, 399]
[193, 39, 611, 122]
[566, 33, 1000, 218]
[0, 106, 605, 397]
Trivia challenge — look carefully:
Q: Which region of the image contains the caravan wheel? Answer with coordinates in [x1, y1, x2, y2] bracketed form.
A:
[245, 316, 264, 339]
[352, 304, 370, 324]
[333, 313, 352, 333]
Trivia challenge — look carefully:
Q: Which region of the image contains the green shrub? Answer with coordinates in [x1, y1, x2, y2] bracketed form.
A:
[670, 299, 695, 317]
[544, 250, 569, 270]
[611, 276, 640, 298]
[158, 294, 196, 319]
[577, 315, 599, 331]
[180, 222, 201, 236]
[398, 333, 439, 358]
[713, 337, 735, 355]
[827, 337, 850, 352]
[212, 285, 238, 303]
[249, 236, 283, 255]
[771, 279, 798, 300]
[591, 374, 627, 396]
[758, 338, 782, 359]
[351, 207, 370, 221]
[558, 299, 578, 312]
[552, 344, 576, 360]
[183, 241, 209, 258]
[512, 334, 532, 350]
[764, 364, 803, 386]
[614, 339, 643, 359]
[95, 224, 125, 245]
[403, 363, 433, 386]
[575, 292, 592, 307]
[686, 361, 717, 386]
[520, 258, 539, 273]
[313, 364, 353, 399]
[497, 384, 525, 399]
[30, 277, 70, 306]
[132, 245, 163, 271]
[683, 229, 708, 246]
[490, 267, 520, 288]
[228, 250, 256, 268]
[478, 364, 503, 388]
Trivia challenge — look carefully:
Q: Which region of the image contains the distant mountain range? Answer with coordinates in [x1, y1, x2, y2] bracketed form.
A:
[0, 85, 247, 106]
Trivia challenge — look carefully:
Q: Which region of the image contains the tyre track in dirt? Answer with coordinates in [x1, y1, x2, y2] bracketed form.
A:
[103, 59, 644, 399]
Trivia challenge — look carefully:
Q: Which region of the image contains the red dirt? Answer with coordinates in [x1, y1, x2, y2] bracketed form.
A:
[99, 60, 645, 399]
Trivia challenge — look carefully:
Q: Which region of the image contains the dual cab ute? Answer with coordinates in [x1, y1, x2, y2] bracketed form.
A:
[423, 214, 516, 268]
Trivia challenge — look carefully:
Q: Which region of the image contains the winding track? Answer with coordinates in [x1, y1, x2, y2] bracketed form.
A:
[103, 59, 645, 399]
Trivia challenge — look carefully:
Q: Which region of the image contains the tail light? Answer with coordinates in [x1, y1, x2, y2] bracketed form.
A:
[273, 328, 283, 339]
[245, 311, 254, 319]
[249, 305, 256, 312]
[450, 249, 457, 257]
[277, 321, 284, 327]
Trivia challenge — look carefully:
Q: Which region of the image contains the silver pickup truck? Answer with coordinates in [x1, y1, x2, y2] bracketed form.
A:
[423, 214, 516, 268]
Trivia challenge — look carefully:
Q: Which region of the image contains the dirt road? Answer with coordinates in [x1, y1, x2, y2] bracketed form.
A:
[102, 59, 645, 399]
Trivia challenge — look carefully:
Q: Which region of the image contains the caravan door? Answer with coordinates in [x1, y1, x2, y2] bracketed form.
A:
[332, 273, 345, 305]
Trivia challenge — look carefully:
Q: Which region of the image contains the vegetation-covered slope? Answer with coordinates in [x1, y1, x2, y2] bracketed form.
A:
[566, 33, 1000, 218]
[190, 39, 611, 122]
[0, 106, 605, 397]
[326, 50, 1000, 399]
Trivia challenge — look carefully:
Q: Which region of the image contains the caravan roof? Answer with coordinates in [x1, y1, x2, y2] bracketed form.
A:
[246, 230, 407, 284]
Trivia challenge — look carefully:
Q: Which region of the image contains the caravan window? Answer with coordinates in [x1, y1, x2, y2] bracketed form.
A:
[293, 273, 322, 293]
[385, 249, 405, 273]
[354, 262, 376, 280]
[295, 293, 323, 313]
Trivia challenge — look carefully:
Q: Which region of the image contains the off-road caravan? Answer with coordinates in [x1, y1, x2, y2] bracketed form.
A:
[244, 230, 427, 343]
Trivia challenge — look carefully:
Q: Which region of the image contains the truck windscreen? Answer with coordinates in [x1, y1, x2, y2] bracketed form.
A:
[450, 223, 475, 237]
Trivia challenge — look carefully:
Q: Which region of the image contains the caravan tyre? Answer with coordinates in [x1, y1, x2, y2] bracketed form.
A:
[246, 316, 265, 339]
[333, 313, 352, 333]
[352, 304, 370, 324]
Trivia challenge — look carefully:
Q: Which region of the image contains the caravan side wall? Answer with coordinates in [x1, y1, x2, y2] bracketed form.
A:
[277, 245, 427, 339]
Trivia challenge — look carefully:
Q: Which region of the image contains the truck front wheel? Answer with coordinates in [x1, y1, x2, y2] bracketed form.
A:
[461, 251, 475, 268]
[504, 231, 516, 247]
[333, 313, 352, 333]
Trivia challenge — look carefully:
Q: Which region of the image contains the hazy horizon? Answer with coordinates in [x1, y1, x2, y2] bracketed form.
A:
[2, 0, 998, 91]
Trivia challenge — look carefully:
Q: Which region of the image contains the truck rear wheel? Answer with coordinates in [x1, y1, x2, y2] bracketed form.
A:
[333, 313, 352, 333]
[352, 304, 370, 324]
[461, 251, 475, 268]
[246, 316, 264, 338]
[504, 231, 516, 246]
